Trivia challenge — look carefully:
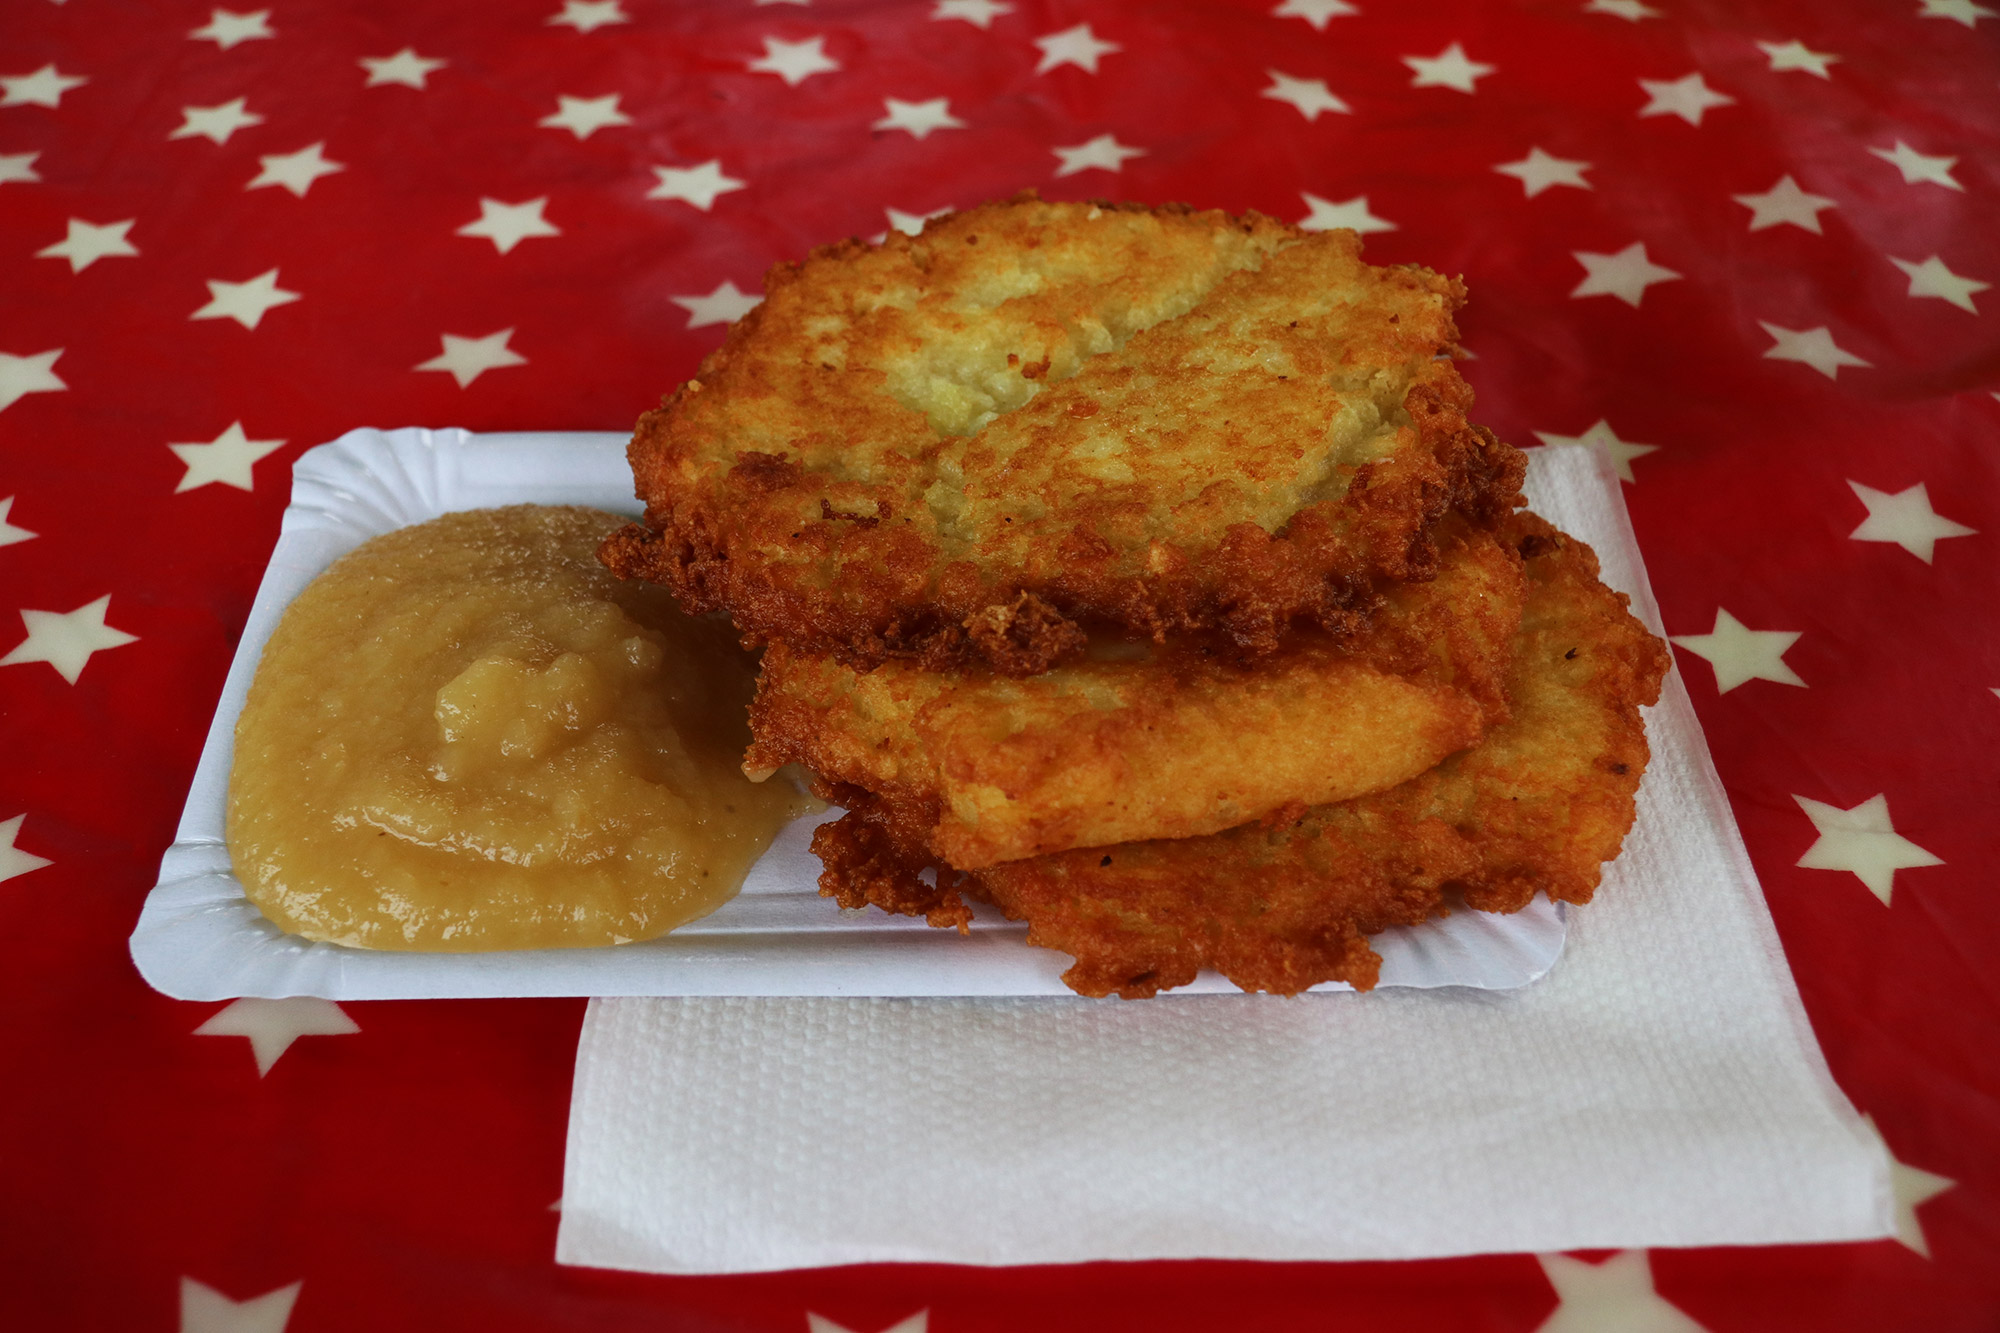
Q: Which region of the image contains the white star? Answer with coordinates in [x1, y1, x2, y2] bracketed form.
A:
[1756, 39, 1839, 78]
[1759, 322, 1869, 379]
[0, 64, 87, 109]
[195, 997, 360, 1076]
[672, 280, 762, 329]
[539, 93, 632, 139]
[1584, 0, 1660, 17]
[1732, 175, 1836, 233]
[1533, 419, 1657, 482]
[747, 36, 840, 85]
[359, 48, 446, 89]
[0, 496, 35, 547]
[415, 329, 527, 388]
[1272, 0, 1357, 27]
[548, 0, 628, 33]
[1869, 141, 1962, 190]
[1052, 133, 1144, 177]
[885, 205, 951, 236]
[456, 197, 560, 254]
[179, 1278, 302, 1333]
[169, 421, 286, 493]
[647, 160, 745, 210]
[170, 98, 263, 144]
[0, 349, 66, 413]
[1571, 242, 1680, 306]
[1794, 793, 1942, 905]
[247, 142, 344, 197]
[0, 814, 51, 886]
[1919, 0, 1995, 25]
[1, 595, 139, 684]
[1495, 147, 1592, 197]
[1262, 71, 1350, 121]
[931, 0, 1011, 27]
[1859, 1116, 1955, 1257]
[1848, 480, 1975, 563]
[1533, 1252, 1705, 1333]
[0, 151, 41, 185]
[873, 97, 965, 139]
[1034, 23, 1120, 74]
[1669, 609, 1805, 692]
[1404, 42, 1495, 93]
[189, 9, 273, 49]
[1300, 191, 1395, 234]
[1638, 72, 1734, 125]
[35, 217, 137, 273]
[1890, 255, 1988, 313]
[807, 1312, 928, 1333]
[191, 270, 300, 330]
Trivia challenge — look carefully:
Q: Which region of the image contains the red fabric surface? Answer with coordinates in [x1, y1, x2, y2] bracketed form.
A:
[2, 0, 1996, 1328]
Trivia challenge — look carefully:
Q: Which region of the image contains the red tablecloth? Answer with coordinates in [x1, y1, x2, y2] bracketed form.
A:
[3, 0, 1995, 1328]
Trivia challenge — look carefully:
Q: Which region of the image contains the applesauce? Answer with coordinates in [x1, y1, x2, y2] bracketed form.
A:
[227, 505, 814, 950]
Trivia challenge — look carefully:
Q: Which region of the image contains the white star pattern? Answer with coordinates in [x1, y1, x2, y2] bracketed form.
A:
[932, 0, 1011, 27]
[194, 998, 360, 1077]
[672, 281, 761, 329]
[189, 9, 273, 49]
[1495, 147, 1592, 197]
[359, 49, 446, 89]
[1760, 323, 1869, 379]
[1889, 255, 1988, 313]
[873, 98, 965, 139]
[169, 422, 286, 493]
[1757, 40, 1839, 78]
[1533, 1252, 1706, 1333]
[457, 197, 561, 254]
[1035, 24, 1120, 74]
[1860, 1116, 1955, 1258]
[415, 329, 528, 388]
[1533, 419, 1657, 481]
[0, 814, 52, 886]
[1300, 192, 1395, 233]
[648, 161, 746, 209]
[1869, 141, 1962, 190]
[1, 65, 87, 109]
[807, 1312, 928, 1333]
[1670, 609, 1805, 692]
[36, 218, 138, 273]
[1571, 243, 1680, 306]
[748, 36, 840, 85]
[1052, 134, 1143, 177]
[1919, 0, 1996, 25]
[0, 496, 35, 547]
[1262, 71, 1350, 121]
[540, 94, 631, 139]
[247, 142, 344, 197]
[1272, 0, 1357, 27]
[179, 1278, 302, 1333]
[1638, 73, 1734, 125]
[0, 349, 67, 412]
[0, 151, 41, 185]
[1793, 793, 1942, 905]
[171, 98, 263, 144]
[548, 0, 628, 33]
[1404, 43, 1495, 93]
[885, 205, 951, 236]
[1585, 0, 1660, 17]
[1, 595, 139, 684]
[1848, 480, 1976, 563]
[192, 270, 300, 329]
[1733, 175, 1836, 233]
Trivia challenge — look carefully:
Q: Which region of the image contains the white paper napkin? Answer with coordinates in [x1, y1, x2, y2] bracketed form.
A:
[556, 444, 1892, 1270]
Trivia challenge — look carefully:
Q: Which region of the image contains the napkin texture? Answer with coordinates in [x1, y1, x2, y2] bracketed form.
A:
[556, 447, 1892, 1271]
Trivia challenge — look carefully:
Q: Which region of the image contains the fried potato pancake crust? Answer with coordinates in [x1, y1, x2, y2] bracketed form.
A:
[603, 194, 1526, 675]
[805, 512, 1670, 997]
[746, 519, 1526, 868]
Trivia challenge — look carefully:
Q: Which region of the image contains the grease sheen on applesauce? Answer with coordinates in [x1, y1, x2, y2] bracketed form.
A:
[227, 505, 814, 950]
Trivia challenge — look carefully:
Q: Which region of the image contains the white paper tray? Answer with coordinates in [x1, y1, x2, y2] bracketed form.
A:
[129, 427, 1567, 1000]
